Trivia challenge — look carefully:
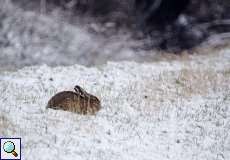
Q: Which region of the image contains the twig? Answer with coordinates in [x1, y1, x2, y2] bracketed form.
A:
[195, 19, 230, 30]
[40, 0, 47, 14]
[201, 32, 230, 46]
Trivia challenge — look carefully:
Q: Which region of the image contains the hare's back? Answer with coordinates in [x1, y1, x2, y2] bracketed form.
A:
[47, 91, 79, 109]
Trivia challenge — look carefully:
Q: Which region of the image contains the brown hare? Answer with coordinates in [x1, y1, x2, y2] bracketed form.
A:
[47, 85, 101, 115]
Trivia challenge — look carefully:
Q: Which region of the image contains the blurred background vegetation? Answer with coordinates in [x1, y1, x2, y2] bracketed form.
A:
[12, 0, 230, 51]
[0, 0, 230, 70]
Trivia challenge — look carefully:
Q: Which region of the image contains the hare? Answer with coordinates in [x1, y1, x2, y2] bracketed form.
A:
[47, 85, 101, 115]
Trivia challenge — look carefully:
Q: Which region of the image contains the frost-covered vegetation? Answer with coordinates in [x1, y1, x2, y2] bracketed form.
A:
[0, 50, 229, 160]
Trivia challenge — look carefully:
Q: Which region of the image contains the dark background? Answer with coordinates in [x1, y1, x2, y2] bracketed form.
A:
[13, 0, 230, 51]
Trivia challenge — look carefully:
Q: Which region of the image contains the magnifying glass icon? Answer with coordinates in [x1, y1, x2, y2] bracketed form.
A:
[3, 141, 18, 157]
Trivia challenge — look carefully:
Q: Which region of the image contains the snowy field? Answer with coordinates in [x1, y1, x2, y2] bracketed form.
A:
[0, 49, 230, 160]
[0, 1, 230, 160]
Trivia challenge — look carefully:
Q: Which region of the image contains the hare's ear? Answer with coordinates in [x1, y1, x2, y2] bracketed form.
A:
[74, 85, 86, 97]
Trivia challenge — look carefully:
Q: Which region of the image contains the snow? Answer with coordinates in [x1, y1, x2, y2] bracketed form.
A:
[0, 1, 229, 159]
[0, 50, 230, 160]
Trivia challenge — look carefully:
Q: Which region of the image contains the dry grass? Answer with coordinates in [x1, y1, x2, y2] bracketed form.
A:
[175, 69, 230, 97]
[123, 66, 230, 114]
[0, 114, 15, 136]
[175, 69, 216, 97]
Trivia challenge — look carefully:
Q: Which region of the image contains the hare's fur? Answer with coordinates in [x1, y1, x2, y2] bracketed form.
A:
[47, 86, 101, 115]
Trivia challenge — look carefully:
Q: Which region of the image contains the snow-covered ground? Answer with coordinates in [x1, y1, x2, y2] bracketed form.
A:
[0, 1, 230, 159]
[0, 49, 229, 160]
